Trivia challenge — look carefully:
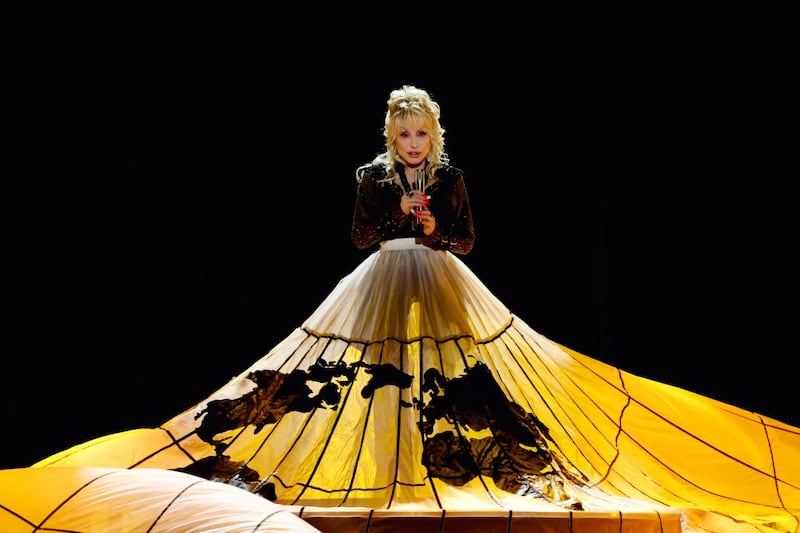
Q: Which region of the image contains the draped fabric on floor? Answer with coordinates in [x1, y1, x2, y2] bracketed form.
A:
[0, 467, 321, 532]
[5, 240, 799, 532]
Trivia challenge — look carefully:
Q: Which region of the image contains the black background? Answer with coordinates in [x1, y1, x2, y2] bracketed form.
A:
[3, 24, 795, 469]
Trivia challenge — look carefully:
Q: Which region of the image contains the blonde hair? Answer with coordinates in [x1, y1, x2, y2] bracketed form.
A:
[372, 85, 448, 177]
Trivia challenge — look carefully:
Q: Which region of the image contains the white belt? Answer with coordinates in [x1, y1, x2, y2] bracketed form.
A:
[380, 238, 427, 250]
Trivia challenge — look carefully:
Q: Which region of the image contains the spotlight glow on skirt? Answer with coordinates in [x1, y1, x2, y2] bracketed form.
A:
[19, 239, 800, 532]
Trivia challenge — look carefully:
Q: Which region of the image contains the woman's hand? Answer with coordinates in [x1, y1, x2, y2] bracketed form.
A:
[401, 191, 435, 234]
[400, 190, 429, 215]
[417, 208, 436, 235]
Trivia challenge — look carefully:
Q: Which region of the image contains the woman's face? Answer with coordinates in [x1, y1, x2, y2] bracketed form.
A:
[394, 119, 431, 168]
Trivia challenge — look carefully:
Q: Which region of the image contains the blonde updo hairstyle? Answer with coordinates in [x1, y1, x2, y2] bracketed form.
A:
[375, 85, 449, 178]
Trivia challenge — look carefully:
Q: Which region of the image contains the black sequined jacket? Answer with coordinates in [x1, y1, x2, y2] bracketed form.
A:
[351, 163, 475, 255]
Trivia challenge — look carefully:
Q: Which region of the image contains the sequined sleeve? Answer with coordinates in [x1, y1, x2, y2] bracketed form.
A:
[351, 167, 412, 250]
[417, 169, 475, 255]
[351, 164, 475, 255]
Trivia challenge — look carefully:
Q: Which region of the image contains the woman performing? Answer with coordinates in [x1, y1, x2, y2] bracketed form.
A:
[11, 86, 799, 533]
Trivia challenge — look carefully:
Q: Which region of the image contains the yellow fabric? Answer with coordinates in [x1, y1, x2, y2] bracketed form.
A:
[0, 467, 320, 532]
[8, 243, 799, 531]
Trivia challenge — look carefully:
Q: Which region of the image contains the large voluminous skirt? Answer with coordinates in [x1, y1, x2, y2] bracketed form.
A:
[21, 239, 800, 532]
[0, 467, 321, 533]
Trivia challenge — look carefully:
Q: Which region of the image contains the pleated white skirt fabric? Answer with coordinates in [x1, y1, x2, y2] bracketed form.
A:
[303, 238, 511, 343]
[24, 239, 800, 533]
[0, 467, 321, 532]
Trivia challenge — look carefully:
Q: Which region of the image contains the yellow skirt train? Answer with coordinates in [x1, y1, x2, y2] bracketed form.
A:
[4, 239, 798, 532]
